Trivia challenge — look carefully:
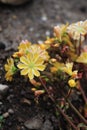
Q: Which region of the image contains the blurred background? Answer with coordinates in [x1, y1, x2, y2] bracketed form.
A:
[0, 0, 87, 50]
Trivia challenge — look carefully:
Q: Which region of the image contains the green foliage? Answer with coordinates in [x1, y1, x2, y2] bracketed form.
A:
[0, 115, 5, 129]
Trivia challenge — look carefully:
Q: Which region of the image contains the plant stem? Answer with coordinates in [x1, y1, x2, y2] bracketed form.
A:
[61, 89, 87, 125]
[78, 81, 87, 104]
[78, 35, 82, 56]
[67, 99, 87, 125]
[39, 77, 78, 130]
[56, 104, 78, 130]
[65, 88, 72, 99]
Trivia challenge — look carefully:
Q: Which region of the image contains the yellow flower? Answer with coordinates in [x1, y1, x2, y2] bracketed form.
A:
[54, 24, 68, 41]
[17, 52, 46, 80]
[4, 58, 17, 81]
[50, 61, 64, 73]
[13, 51, 24, 58]
[44, 38, 56, 49]
[62, 63, 73, 75]
[50, 58, 57, 63]
[72, 70, 78, 78]
[68, 79, 76, 88]
[45, 38, 55, 45]
[67, 20, 87, 41]
[39, 43, 47, 50]
[18, 40, 31, 52]
[62, 62, 78, 76]
[76, 52, 87, 64]
[29, 44, 50, 61]
[13, 40, 31, 58]
[50, 67, 58, 73]
[13, 41, 50, 61]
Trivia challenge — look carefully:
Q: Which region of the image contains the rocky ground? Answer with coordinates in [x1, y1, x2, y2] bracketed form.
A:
[0, 0, 87, 130]
[0, 0, 87, 49]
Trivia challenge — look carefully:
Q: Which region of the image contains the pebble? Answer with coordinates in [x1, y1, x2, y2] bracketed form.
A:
[41, 15, 48, 22]
[24, 117, 43, 130]
[3, 112, 9, 118]
[38, 40, 43, 44]
[29, 27, 34, 32]
[21, 126, 26, 130]
[0, 102, 3, 105]
[0, 84, 9, 95]
[8, 109, 14, 114]
[45, 31, 50, 36]
[41, 119, 53, 130]
[0, 42, 6, 50]
[7, 94, 14, 103]
[8, 121, 12, 126]
[20, 98, 31, 105]
[9, 89, 13, 93]
[35, 33, 40, 38]
[21, 90, 26, 96]
[12, 15, 17, 20]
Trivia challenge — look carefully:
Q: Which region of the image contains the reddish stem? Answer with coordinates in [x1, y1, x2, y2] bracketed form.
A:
[65, 88, 72, 99]
[60, 88, 87, 125]
[39, 77, 78, 130]
[78, 81, 87, 104]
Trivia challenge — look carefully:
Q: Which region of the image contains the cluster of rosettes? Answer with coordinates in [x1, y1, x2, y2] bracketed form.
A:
[5, 20, 87, 89]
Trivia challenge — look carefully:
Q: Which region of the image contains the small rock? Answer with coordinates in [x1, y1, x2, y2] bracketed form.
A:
[0, 42, 6, 50]
[21, 90, 26, 96]
[20, 98, 31, 105]
[12, 15, 17, 20]
[24, 117, 43, 130]
[41, 119, 53, 130]
[3, 112, 9, 118]
[38, 40, 43, 44]
[21, 126, 26, 130]
[45, 31, 50, 36]
[29, 27, 34, 32]
[8, 109, 14, 114]
[0, 102, 3, 105]
[35, 33, 40, 38]
[7, 94, 14, 103]
[8, 121, 12, 126]
[0, 84, 9, 94]
[9, 89, 13, 93]
[41, 15, 48, 22]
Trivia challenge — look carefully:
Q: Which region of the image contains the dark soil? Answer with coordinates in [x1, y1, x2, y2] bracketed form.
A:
[0, 0, 87, 130]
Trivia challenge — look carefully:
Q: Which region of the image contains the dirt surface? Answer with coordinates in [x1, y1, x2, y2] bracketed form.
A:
[0, 0, 87, 130]
[0, 0, 87, 49]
